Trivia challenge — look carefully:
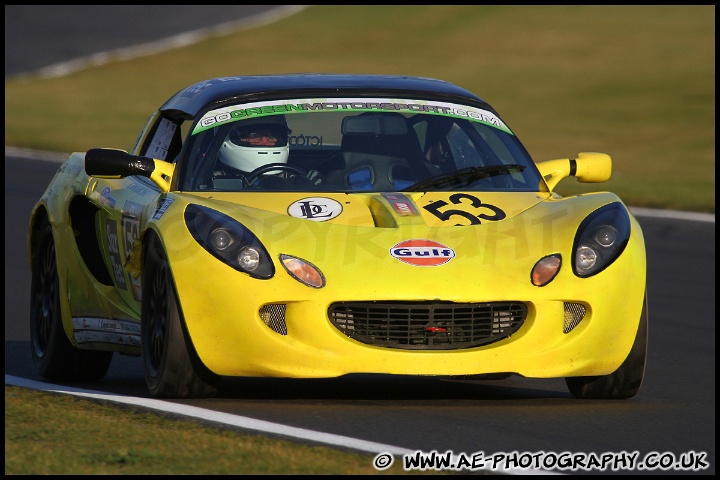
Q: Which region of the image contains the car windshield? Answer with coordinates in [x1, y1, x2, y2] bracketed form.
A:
[177, 97, 546, 193]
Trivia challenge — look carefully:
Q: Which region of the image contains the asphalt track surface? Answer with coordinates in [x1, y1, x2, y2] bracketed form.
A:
[4, 5, 304, 77]
[5, 6, 716, 475]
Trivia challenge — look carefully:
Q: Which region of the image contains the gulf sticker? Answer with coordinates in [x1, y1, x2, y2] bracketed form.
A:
[390, 239, 455, 266]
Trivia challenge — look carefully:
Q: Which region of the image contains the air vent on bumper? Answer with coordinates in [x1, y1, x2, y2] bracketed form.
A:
[259, 304, 288, 335]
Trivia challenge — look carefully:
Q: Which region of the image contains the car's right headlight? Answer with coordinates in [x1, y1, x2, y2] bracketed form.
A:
[184, 204, 274, 279]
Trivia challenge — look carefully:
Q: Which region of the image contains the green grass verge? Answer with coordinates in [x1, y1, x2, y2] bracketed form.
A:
[5, 386, 434, 475]
[4, 6, 714, 212]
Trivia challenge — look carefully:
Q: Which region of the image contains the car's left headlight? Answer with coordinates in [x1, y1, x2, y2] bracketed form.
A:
[185, 204, 274, 279]
[572, 202, 631, 278]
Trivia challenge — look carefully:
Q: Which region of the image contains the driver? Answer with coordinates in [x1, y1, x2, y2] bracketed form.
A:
[215, 115, 323, 187]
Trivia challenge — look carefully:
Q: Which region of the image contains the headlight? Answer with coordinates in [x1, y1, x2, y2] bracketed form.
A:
[572, 202, 630, 277]
[185, 204, 274, 279]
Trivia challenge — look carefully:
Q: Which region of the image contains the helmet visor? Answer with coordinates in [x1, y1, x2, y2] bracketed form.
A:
[229, 125, 289, 147]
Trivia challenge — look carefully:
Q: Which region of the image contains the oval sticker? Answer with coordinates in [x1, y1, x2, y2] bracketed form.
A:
[390, 239, 455, 266]
[287, 197, 342, 221]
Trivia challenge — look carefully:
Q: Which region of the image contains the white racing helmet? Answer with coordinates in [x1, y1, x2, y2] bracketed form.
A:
[218, 115, 290, 173]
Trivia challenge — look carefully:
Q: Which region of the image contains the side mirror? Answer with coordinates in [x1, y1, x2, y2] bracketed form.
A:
[536, 152, 612, 192]
[85, 148, 175, 192]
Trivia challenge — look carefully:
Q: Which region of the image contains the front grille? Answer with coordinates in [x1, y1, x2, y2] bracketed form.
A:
[328, 301, 527, 350]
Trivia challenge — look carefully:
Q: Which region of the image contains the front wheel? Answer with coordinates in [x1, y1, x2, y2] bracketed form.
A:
[141, 235, 219, 398]
[30, 218, 113, 381]
[566, 292, 648, 399]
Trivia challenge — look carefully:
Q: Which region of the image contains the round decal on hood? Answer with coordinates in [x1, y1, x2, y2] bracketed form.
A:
[390, 239, 456, 266]
[288, 197, 342, 221]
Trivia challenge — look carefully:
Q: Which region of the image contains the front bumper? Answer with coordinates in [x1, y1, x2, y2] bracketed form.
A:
[169, 229, 646, 380]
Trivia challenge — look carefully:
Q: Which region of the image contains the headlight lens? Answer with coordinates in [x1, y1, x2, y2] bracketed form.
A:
[185, 204, 274, 279]
[572, 202, 630, 277]
[575, 246, 597, 271]
[210, 228, 233, 250]
[238, 246, 261, 271]
[594, 225, 618, 247]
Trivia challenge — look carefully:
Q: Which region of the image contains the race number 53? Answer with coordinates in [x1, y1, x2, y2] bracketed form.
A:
[423, 193, 506, 226]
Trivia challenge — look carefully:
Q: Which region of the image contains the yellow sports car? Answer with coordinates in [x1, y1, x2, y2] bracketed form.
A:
[28, 74, 647, 399]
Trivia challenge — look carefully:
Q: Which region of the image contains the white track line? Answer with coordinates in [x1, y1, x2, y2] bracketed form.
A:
[9, 6, 308, 80]
[5, 374, 558, 474]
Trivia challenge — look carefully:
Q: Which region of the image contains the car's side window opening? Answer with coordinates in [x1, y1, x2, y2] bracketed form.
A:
[183, 126, 226, 190]
[138, 115, 185, 162]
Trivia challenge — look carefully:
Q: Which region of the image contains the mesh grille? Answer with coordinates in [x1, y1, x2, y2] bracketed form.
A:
[328, 301, 527, 350]
[563, 302, 587, 333]
[259, 304, 288, 335]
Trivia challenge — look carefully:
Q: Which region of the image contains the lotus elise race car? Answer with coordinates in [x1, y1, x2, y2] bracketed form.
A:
[28, 74, 647, 399]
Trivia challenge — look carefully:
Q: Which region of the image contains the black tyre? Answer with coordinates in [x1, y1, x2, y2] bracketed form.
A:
[566, 292, 648, 399]
[30, 218, 113, 381]
[141, 235, 219, 398]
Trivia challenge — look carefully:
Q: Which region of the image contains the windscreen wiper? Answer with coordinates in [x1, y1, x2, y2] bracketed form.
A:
[402, 164, 526, 192]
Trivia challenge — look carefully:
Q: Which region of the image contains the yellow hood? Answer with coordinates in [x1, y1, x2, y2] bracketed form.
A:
[184, 191, 552, 228]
